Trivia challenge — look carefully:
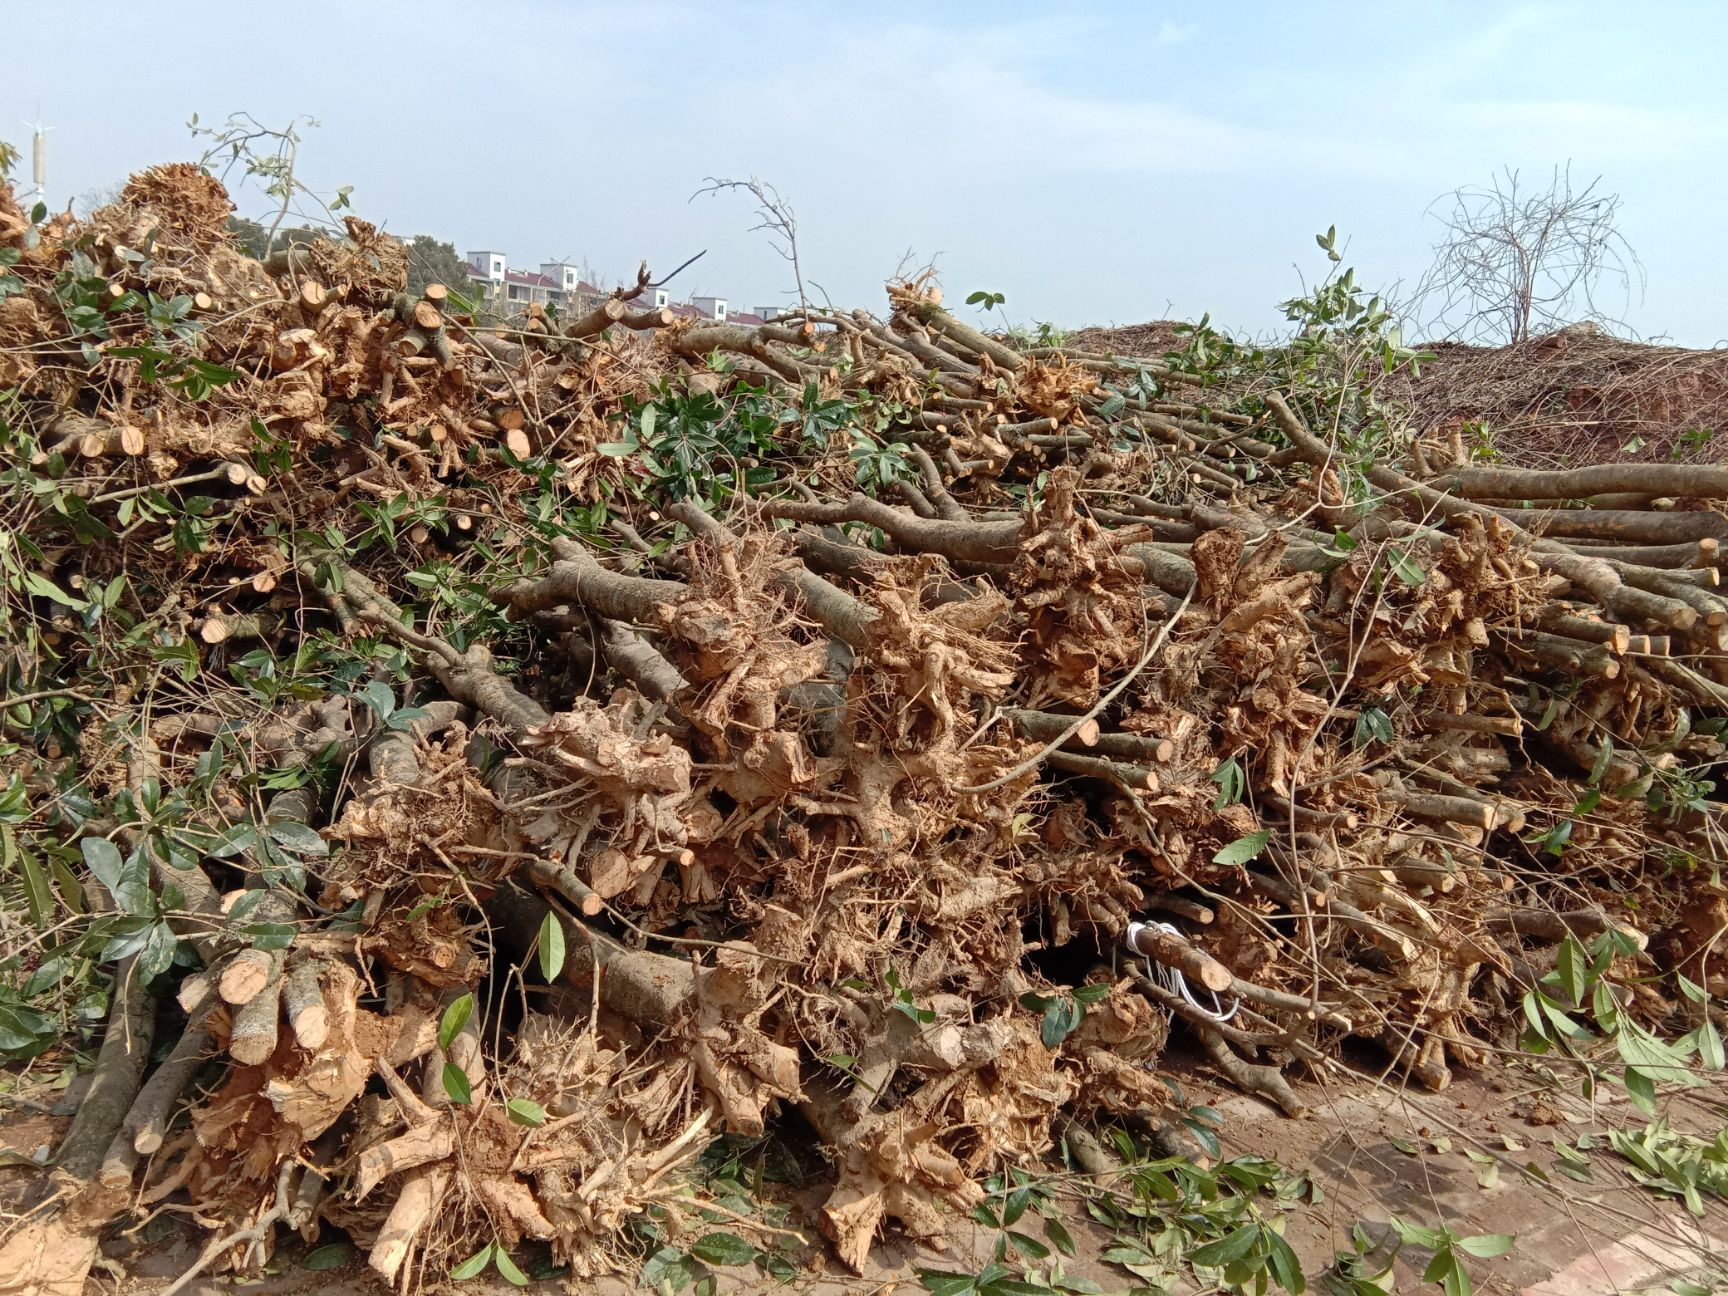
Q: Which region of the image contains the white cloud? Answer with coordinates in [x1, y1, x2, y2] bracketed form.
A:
[1157, 20, 1198, 45]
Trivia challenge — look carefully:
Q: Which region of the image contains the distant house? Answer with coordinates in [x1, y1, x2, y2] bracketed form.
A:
[463, 248, 765, 326]
[469, 250, 507, 286]
[464, 251, 604, 313]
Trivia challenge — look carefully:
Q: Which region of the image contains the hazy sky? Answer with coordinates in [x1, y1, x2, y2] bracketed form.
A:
[10, 2, 1725, 343]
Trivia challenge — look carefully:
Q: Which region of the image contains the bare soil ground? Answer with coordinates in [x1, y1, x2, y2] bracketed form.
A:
[10, 1060, 1724, 1295]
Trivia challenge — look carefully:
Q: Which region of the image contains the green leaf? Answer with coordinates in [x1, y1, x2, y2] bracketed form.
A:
[350, 680, 391, 720]
[506, 1098, 546, 1127]
[385, 705, 429, 732]
[1456, 1233, 1514, 1259]
[1044, 1217, 1076, 1257]
[0, 1002, 55, 1056]
[450, 1243, 493, 1280]
[643, 1246, 699, 1295]
[1191, 1224, 1260, 1267]
[136, 921, 179, 983]
[1696, 1017, 1724, 1070]
[1423, 1249, 1468, 1296]
[51, 855, 85, 913]
[1617, 1020, 1694, 1078]
[208, 823, 261, 859]
[1556, 936, 1587, 1007]
[1040, 998, 1082, 1049]
[1539, 998, 1588, 1041]
[493, 1247, 530, 1287]
[1265, 1230, 1306, 1294]
[1007, 1231, 1050, 1260]
[539, 910, 565, 981]
[303, 1242, 352, 1271]
[919, 1272, 978, 1296]
[1210, 756, 1244, 809]
[82, 837, 151, 915]
[439, 993, 474, 1050]
[19, 841, 52, 930]
[1587, 736, 1616, 787]
[81, 837, 124, 890]
[1212, 829, 1270, 867]
[690, 1233, 758, 1267]
[242, 921, 296, 951]
[1072, 983, 1111, 1006]
[1622, 1066, 1656, 1115]
[1353, 706, 1394, 749]
[1388, 548, 1426, 586]
[441, 1061, 472, 1105]
[22, 571, 88, 610]
[265, 820, 328, 857]
[1390, 1218, 1446, 1249]
[1592, 979, 1620, 1032]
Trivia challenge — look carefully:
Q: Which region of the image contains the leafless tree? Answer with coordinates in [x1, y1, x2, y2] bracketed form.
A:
[1411, 165, 1644, 345]
[73, 182, 124, 218]
[693, 176, 808, 314]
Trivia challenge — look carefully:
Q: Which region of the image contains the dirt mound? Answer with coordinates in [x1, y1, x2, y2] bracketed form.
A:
[1067, 317, 1728, 469]
[1390, 328, 1728, 468]
[1067, 320, 1188, 359]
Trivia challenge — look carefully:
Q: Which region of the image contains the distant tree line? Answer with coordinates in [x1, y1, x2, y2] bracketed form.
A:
[226, 217, 473, 298]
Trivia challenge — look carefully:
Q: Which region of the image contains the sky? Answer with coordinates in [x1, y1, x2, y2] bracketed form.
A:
[9, 1, 1725, 344]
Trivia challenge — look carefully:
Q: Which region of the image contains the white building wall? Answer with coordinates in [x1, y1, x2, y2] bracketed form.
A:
[468, 251, 507, 282]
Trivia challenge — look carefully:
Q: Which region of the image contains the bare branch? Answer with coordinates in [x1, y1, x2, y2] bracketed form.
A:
[1410, 164, 1645, 344]
[693, 175, 809, 314]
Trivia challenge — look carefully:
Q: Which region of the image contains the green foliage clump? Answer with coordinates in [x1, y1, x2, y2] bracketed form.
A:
[404, 234, 475, 298]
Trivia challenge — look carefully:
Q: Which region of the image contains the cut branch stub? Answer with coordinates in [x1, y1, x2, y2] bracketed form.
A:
[1124, 922, 1234, 993]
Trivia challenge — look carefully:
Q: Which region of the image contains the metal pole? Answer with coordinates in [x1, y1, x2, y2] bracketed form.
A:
[31, 126, 46, 208]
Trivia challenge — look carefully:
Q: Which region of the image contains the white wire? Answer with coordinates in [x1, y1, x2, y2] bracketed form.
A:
[1126, 919, 1240, 1025]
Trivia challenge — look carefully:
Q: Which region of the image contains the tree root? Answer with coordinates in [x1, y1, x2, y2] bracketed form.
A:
[1196, 1027, 1307, 1118]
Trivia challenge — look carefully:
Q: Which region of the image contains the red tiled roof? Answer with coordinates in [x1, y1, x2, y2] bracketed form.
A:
[505, 269, 558, 289]
[730, 311, 766, 326]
